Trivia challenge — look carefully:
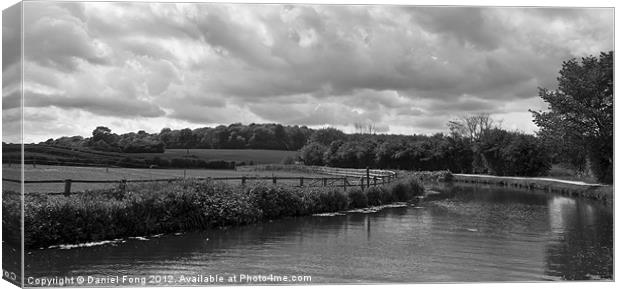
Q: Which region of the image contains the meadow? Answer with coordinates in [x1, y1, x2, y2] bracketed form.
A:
[3, 144, 298, 168]
[162, 149, 298, 164]
[2, 164, 325, 193]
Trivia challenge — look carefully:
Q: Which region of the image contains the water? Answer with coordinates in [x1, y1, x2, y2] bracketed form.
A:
[25, 183, 613, 284]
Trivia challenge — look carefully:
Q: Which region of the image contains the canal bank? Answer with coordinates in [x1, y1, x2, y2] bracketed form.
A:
[25, 182, 613, 281]
[450, 173, 613, 202]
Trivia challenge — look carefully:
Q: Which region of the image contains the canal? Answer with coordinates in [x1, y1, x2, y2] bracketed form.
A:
[25, 182, 613, 284]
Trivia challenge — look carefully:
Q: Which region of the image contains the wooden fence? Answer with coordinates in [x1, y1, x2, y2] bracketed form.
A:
[2, 167, 398, 196]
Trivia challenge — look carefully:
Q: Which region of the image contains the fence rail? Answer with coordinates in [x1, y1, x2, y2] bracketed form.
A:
[2, 167, 398, 195]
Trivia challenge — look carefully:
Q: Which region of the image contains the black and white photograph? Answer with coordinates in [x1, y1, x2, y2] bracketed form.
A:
[1, 0, 616, 287]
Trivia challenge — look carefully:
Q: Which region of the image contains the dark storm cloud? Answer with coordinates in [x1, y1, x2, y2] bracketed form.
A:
[12, 2, 614, 139]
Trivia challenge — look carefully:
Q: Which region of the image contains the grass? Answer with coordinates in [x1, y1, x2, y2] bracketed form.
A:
[545, 164, 599, 184]
[6, 176, 425, 249]
[3, 164, 326, 193]
[163, 149, 298, 164]
[3, 144, 298, 168]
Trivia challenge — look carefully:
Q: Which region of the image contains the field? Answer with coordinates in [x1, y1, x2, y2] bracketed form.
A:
[2, 164, 323, 193]
[3, 144, 299, 168]
[162, 149, 298, 164]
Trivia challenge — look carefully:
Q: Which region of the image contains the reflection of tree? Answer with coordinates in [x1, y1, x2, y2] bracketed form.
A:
[544, 199, 613, 280]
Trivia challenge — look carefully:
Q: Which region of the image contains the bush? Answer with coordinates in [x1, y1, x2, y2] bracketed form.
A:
[21, 177, 422, 249]
[389, 181, 411, 202]
[365, 186, 383, 206]
[299, 142, 327, 166]
[347, 188, 368, 208]
[480, 129, 551, 177]
[407, 177, 425, 196]
[249, 185, 302, 219]
[316, 189, 348, 213]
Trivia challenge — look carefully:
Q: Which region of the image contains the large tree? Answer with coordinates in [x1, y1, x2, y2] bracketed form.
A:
[531, 51, 613, 183]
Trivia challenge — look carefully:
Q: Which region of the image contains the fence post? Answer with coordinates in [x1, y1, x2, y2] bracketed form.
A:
[273, 176, 277, 184]
[242, 176, 246, 186]
[183, 169, 187, 179]
[366, 167, 370, 188]
[373, 176, 377, 187]
[120, 179, 127, 193]
[299, 177, 304, 187]
[64, 179, 72, 196]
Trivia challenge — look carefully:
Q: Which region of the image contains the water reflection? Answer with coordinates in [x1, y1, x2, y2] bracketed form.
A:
[544, 195, 613, 279]
[25, 183, 613, 283]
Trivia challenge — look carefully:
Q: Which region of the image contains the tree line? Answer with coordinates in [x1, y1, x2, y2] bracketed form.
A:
[299, 120, 551, 177]
[43, 123, 314, 153]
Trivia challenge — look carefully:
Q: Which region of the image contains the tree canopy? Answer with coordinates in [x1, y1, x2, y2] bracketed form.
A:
[531, 51, 613, 183]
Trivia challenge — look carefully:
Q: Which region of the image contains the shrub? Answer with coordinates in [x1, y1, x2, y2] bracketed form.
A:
[316, 189, 348, 213]
[21, 177, 421, 249]
[407, 177, 425, 196]
[365, 186, 383, 206]
[249, 185, 302, 219]
[296, 187, 322, 215]
[389, 177, 425, 202]
[347, 188, 368, 208]
[299, 142, 327, 166]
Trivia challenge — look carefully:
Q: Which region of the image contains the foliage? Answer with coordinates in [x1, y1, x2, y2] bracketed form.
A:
[248, 185, 302, 219]
[299, 142, 327, 166]
[309, 127, 347, 146]
[479, 129, 551, 176]
[531, 51, 613, 183]
[347, 188, 368, 208]
[365, 186, 384, 206]
[17, 177, 424, 249]
[43, 123, 314, 153]
[316, 189, 349, 213]
[300, 133, 474, 172]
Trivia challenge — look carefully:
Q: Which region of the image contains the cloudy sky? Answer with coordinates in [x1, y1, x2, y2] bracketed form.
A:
[1, 1, 614, 143]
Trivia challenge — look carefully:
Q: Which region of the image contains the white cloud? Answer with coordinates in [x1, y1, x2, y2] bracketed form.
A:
[2, 2, 613, 142]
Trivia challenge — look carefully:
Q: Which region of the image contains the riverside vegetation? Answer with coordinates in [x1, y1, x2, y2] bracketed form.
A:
[3, 176, 424, 249]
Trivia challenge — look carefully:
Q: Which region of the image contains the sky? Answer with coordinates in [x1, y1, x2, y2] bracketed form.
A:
[1, 1, 615, 143]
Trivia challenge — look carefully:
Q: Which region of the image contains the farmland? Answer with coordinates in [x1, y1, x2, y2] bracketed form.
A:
[3, 144, 299, 168]
[2, 164, 325, 193]
[161, 149, 298, 164]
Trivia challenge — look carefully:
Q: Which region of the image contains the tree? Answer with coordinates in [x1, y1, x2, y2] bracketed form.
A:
[479, 129, 551, 177]
[447, 113, 500, 173]
[91, 126, 112, 143]
[531, 51, 613, 183]
[179, 128, 194, 154]
[299, 142, 327, 166]
[309, 127, 346, 146]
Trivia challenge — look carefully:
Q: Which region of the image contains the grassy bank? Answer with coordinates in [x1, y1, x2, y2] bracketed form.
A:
[6, 176, 424, 249]
[451, 174, 612, 202]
